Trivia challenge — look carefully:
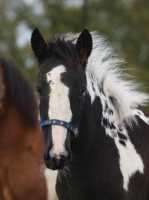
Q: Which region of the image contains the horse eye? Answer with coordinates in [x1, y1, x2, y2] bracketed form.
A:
[79, 87, 86, 98]
[36, 86, 43, 95]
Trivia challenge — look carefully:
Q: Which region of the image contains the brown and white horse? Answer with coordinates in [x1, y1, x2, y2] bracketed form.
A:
[0, 57, 57, 200]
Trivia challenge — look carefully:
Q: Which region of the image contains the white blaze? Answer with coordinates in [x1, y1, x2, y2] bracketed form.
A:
[46, 65, 72, 156]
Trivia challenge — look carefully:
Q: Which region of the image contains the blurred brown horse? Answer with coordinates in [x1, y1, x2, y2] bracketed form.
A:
[0, 57, 57, 200]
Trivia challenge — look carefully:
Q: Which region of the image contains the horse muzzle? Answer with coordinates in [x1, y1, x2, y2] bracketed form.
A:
[44, 149, 71, 170]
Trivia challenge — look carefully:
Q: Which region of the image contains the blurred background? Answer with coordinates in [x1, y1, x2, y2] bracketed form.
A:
[0, 0, 149, 94]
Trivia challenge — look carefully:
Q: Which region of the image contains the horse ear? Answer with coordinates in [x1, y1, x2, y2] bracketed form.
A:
[31, 28, 47, 64]
[76, 28, 92, 66]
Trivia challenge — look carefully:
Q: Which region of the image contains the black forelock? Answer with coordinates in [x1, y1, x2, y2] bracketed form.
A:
[0, 57, 38, 128]
[46, 35, 82, 69]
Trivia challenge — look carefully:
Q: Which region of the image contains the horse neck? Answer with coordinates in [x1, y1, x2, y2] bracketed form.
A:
[0, 97, 42, 152]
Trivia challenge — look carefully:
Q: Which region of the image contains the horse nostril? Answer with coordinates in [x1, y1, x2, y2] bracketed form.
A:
[56, 158, 60, 166]
[49, 148, 69, 159]
[51, 151, 70, 169]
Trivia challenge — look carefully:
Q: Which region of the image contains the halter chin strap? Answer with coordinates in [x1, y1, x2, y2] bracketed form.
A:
[40, 90, 86, 137]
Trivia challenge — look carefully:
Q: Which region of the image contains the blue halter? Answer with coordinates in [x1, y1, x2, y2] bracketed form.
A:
[40, 90, 86, 137]
[40, 119, 79, 137]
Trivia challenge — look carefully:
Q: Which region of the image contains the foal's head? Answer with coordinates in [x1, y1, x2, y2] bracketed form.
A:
[31, 29, 92, 170]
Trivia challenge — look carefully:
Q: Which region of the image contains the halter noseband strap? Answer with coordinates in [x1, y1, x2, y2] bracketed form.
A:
[40, 119, 79, 137]
[40, 90, 86, 137]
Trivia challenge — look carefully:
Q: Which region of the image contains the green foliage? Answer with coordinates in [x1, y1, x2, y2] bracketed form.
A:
[0, 0, 149, 98]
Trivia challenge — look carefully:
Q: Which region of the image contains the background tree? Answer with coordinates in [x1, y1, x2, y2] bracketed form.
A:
[0, 0, 149, 95]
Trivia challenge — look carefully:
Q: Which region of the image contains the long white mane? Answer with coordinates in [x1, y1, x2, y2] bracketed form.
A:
[87, 32, 149, 126]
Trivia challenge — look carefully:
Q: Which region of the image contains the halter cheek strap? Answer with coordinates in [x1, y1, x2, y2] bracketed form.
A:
[40, 90, 86, 137]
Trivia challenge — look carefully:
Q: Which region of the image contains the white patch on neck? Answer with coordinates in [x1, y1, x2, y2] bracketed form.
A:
[99, 91, 144, 191]
[104, 125, 144, 191]
[114, 127, 144, 191]
[46, 65, 72, 156]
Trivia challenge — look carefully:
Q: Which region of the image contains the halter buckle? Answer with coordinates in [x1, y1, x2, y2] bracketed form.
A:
[74, 128, 79, 137]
